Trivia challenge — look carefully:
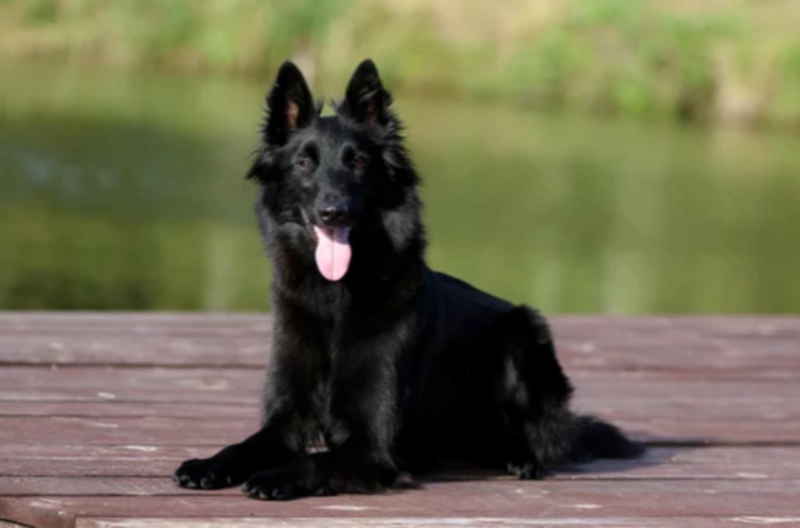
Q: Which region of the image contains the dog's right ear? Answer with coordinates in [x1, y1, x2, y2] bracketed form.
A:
[341, 59, 394, 127]
[264, 61, 314, 146]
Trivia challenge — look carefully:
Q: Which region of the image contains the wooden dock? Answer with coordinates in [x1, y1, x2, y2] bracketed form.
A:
[1, 313, 799, 527]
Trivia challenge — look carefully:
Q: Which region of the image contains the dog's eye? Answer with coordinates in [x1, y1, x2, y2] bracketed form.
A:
[352, 157, 366, 170]
[296, 156, 312, 172]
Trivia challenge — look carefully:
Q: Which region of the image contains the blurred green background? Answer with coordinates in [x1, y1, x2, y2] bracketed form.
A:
[1, 0, 799, 313]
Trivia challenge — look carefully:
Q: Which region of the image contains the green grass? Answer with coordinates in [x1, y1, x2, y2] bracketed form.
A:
[2, 0, 800, 127]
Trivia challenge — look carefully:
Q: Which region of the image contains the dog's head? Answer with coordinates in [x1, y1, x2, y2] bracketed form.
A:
[248, 60, 418, 282]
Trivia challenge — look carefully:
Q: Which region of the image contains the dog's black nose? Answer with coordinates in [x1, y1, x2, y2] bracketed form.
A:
[318, 203, 350, 226]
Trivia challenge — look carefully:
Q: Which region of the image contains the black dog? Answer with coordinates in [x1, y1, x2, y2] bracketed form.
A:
[174, 59, 643, 500]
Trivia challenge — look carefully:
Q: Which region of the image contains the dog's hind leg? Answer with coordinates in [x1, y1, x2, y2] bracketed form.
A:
[472, 306, 575, 479]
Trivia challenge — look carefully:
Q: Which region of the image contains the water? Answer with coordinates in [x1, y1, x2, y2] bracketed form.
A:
[1, 62, 799, 313]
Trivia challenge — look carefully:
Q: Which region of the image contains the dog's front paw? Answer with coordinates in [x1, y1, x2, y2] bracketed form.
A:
[506, 461, 549, 480]
[243, 466, 322, 501]
[174, 457, 241, 490]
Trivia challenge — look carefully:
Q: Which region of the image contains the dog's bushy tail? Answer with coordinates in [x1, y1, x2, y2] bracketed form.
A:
[570, 415, 645, 463]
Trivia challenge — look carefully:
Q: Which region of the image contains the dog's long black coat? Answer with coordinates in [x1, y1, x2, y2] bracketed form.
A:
[174, 59, 643, 500]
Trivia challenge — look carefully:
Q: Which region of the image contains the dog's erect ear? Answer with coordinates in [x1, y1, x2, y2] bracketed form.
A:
[265, 61, 314, 145]
[341, 59, 393, 126]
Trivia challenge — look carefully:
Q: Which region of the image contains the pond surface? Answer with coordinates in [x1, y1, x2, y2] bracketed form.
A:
[1, 62, 799, 313]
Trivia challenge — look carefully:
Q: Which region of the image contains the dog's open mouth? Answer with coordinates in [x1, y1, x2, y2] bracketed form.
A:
[312, 226, 351, 282]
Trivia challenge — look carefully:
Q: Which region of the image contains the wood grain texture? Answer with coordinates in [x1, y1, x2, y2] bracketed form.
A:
[0, 416, 253, 446]
[0, 401, 257, 419]
[0, 521, 31, 528]
[0, 313, 798, 528]
[2, 367, 799, 444]
[2, 315, 797, 374]
[4, 480, 800, 528]
[2, 446, 800, 481]
[73, 518, 800, 528]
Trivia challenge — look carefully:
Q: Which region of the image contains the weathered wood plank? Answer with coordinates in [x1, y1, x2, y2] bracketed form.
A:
[1, 313, 795, 334]
[3, 366, 800, 401]
[0, 521, 32, 528]
[0, 313, 270, 329]
[0, 477, 211, 497]
[3, 365, 798, 405]
[0, 445, 209, 478]
[1, 395, 797, 446]
[558, 340, 800, 377]
[3, 480, 800, 528]
[1, 446, 799, 481]
[549, 316, 800, 338]
[0, 401, 257, 419]
[2, 334, 796, 378]
[0, 314, 798, 528]
[73, 517, 800, 528]
[2, 367, 800, 443]
[3, 332, 797, 378]
[0, 402, 796, 447]
[1, 316, 797, 377]
[0, 336, 268, 368]
[0, 416, 253, 446]
[0, 367, 261, 403]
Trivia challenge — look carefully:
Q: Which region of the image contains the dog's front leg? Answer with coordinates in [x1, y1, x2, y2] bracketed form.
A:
[173, 364, 306, 491]
[242, 436, 398, 500]
[175, 305, 324, 490]
[243, 324, 404, 500]
[173, 419, 296, 489]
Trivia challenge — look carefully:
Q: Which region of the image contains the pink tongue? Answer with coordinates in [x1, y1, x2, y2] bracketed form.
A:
[313, 226, 352, 281]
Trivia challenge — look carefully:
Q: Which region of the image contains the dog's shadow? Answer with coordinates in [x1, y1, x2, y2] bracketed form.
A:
[418, 438, 684, 484]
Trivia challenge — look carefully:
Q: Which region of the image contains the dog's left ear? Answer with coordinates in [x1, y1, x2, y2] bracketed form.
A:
[264, 61, 315, 145]
[341, 59, 394, 127]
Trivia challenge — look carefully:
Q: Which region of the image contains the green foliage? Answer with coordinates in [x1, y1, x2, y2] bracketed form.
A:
[23, 0, 59, 23]
[1, 0, 800, 126]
